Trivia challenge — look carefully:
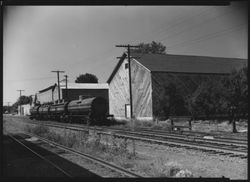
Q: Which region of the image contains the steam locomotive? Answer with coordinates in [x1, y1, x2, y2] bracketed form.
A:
[30, 96, 109, 125]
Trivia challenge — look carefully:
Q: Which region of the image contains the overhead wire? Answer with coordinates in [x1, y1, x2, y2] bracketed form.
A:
[143, 6, 214, 42]
[165, 23, 247, 50]
[170, 26, 248, 52]
[157, 6, 242, 43]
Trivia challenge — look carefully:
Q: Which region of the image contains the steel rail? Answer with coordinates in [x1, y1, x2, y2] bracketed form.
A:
[97, 131, 248, 156]
[34, 121, 247, 148]
[7, 133, 73, 178]
[26, 121, 247, 157]
[22, 132, 143, 178]
[24, 119, 248, 146]
[90, 126, 248, 146]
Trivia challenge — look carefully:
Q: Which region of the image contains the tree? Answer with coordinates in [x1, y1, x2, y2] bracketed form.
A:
[17, 95, 32, 105]
[75, 73, 98, 83]
[157, 82, 186, 119]
[187, 78, 228, 120]
[3, 106, 11, 113]
[131, 41, 167, 54]
[11, 95, 33, 113]
[223, 66, 248, 132]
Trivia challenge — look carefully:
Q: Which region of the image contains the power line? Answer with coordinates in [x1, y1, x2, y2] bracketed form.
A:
[157, 6, 241, 43]
[144, 7, 214, 42]
[170, 26, 247, 53]
[165, 23, 247, 50]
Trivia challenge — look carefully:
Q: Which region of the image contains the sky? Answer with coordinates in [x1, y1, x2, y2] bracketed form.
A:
[3, 2, 248, 105]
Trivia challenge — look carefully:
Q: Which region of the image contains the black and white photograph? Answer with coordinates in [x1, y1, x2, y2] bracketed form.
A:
[3, 1, 248, 179]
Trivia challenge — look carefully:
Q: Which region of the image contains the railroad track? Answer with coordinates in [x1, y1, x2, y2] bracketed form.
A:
[90, 126, 248, 146]
[144, 128, 248, 141]
[7, 133, 73, 178]
[23, 120, 248, 159]
[27, 119, 248, 147]
[10, 131, 142, 178]
[24, 118, 248, 144]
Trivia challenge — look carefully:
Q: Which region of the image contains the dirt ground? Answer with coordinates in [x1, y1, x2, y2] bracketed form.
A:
[3, 115, 248, 179]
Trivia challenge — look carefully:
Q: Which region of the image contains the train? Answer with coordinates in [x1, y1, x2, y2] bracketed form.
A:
[29, 96, 110, 125]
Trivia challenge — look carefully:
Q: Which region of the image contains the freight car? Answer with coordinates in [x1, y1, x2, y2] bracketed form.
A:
[29, 97, 109, 125]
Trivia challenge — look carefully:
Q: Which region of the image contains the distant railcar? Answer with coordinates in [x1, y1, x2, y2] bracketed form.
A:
[29, 97, 109, 125]
[29, 105, 41, 120]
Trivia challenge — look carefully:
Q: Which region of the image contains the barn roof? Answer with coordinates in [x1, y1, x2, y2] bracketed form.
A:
[132, 53, 247, 74]
[39, 84, 57, 93]
[107, 53, 247, 83]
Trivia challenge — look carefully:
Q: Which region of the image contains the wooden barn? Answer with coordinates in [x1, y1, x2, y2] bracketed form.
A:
[107, 53, 247, 120]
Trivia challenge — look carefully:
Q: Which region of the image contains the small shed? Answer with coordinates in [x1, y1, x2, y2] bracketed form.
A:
[107, 53, 247, 120]
[18, 104, 31, 116]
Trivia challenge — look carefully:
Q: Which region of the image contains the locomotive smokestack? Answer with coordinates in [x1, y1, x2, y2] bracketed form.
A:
[79, 95, 83, 101]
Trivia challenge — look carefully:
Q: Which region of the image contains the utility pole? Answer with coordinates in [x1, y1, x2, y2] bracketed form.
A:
[116, 44, 140, 119]
[17, 90, 24, 115]
[116, 44, 140, 157]
[51, 70, 65, 103]
[6, 102, 11, 113]
[64, 75, 68, 101]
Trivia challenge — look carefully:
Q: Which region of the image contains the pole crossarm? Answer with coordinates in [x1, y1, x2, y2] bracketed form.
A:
[116, 45, 141, 48]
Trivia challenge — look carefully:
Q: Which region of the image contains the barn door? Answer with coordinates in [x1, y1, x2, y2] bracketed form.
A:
[125, 104, 131, 118]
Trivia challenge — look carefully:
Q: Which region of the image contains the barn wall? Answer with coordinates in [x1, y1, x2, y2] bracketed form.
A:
[109, 59, 130, 118]
[61, 89, 109, 101]
[53, 86, 62, 102]
[151, 72, 227, 119]
[37, 89, 54, 104]
[131, 60, 153, 119]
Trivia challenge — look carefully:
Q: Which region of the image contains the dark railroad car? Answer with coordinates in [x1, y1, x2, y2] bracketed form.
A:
[66, 97, 109, 125]
[30, 96, 109, 125]
[38, 105, 50, 120]
[29, 105, 41, 120]
[49, 103, 65, 121]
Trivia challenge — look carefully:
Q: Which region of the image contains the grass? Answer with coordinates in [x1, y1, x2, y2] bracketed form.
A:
[136, 157, 193, 177]
[24, 124, 194, 177]
[112, 119, 172, 132]
[25, 124, 134, 167]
